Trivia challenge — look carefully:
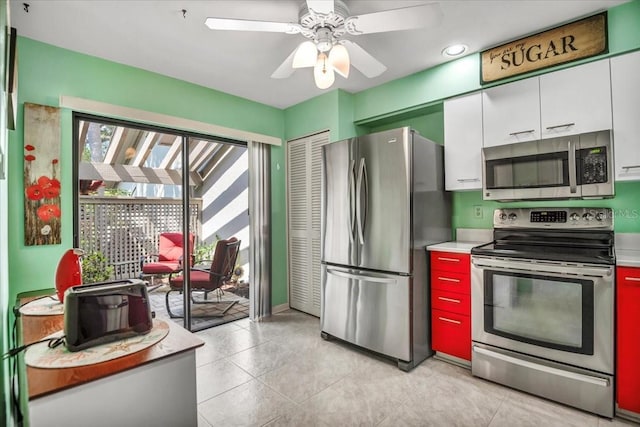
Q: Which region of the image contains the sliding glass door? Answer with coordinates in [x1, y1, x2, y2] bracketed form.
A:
[73, 114, 248, 332]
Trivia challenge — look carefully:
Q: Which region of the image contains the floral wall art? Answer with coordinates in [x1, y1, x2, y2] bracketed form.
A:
[24, 103, 62, 246]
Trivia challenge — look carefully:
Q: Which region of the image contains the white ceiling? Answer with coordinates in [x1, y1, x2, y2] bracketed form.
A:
[8, 0, 627, 110]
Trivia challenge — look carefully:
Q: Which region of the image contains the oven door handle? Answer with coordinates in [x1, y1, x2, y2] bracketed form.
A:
[471, 257, 613, 278]
[473, 346, 610, 388]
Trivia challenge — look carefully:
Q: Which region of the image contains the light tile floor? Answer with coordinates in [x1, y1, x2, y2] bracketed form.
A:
[194, 310, 638, 427]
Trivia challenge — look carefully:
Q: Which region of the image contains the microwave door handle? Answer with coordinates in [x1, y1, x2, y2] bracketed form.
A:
[568, 140, 577, 193]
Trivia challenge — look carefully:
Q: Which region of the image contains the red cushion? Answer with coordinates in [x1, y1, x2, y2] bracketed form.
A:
[169, 270, 211, 289]
[157, 233, 195, 263]
[142, 261, 181, 274]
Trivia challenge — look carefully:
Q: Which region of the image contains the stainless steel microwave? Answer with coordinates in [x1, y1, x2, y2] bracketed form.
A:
[482, 130, 614, 201]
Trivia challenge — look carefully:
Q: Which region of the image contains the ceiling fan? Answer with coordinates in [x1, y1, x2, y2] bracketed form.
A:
[205, 0, 443, 89]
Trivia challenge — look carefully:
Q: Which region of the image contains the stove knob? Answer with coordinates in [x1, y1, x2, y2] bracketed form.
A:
[595, 212, 606, 222]
[498, 212, 507, 221]
[508, 213, 517, 221]
[583, 212, 594, 221]
[570, 213, 580, 221]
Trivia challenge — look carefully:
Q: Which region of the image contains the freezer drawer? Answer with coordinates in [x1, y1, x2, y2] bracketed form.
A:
[321, 265, 411, 362]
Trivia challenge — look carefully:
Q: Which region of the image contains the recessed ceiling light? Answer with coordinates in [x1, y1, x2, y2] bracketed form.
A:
[442, 44, 468, 58]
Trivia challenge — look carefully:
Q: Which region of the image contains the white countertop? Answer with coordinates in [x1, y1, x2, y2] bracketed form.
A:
[616, 249, 640, 268]
[426, 241, 487, 254]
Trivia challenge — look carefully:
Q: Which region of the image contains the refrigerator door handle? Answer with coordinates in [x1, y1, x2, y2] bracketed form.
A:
[326, 268, 399, 284]
[362, 159, 368, 241]
[356, 158, 367, 245]
[348, 159, 356, 243]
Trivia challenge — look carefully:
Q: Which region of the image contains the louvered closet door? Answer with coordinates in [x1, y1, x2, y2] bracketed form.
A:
[287, 132, 328, 316]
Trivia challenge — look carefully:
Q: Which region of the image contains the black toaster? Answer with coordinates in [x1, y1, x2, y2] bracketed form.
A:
[63, 279, 153, 352]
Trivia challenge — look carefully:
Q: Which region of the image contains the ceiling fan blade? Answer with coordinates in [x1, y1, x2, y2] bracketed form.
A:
[345, 3, 443, 35]
[340, 40, 386, 78]
[205, 17, 301, 34]
[271, 48, 298, 79]
[306, 0, 334, 15]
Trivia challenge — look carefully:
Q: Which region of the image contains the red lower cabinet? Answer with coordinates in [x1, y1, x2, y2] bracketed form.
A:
[430, 251, 471, 362]
[431, 309, 471, 360]
[617, 266, 640, 415]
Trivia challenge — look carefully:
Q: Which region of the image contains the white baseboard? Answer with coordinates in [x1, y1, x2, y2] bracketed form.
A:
[272, 303, 290, 314]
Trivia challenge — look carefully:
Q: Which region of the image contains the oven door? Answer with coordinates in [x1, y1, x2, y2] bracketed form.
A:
[471, 255, 614, 374]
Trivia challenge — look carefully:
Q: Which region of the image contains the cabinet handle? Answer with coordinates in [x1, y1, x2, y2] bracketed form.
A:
[621, 165, 640, 171]
[437, 276, 461, 283]
[437, 257, 460, 262]
[509, 129, 535, 136]
[546, 122, 575, 130]
[456, 178, 480, 182]
[625, 277, 640, 282]
[438, 316, 461, 324]
[438, 296, 461, 303]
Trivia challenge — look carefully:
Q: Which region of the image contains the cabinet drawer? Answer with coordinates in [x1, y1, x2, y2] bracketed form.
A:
[431, 251, 470, 274]
[431, 270, 470, 294]
[432, 288, 470, 316]
[431, 309, 471, 361]
[617, 266, 640, 286]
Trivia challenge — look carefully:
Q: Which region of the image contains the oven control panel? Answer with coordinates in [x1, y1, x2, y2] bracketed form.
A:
[493, 208, 613, 229]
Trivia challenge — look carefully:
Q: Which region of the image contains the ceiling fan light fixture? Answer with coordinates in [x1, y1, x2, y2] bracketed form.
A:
[329, 44, 350, 78]
[315, 27, 333, 53]
[292, 41, 318, 68]
[314, 52, 335, 89]
[442, 44, 468, 58]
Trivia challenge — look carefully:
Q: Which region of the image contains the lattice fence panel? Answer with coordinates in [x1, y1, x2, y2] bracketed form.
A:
[79, 197, 201, 280]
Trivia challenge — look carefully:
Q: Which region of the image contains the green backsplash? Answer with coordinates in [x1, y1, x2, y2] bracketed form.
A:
[452, 181, 640, 236]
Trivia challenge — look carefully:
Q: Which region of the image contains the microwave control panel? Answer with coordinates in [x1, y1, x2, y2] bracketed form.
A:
[579, 146, 608, 184]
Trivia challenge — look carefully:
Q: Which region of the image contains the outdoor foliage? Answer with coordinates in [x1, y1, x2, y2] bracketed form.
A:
[82, 251, 114, 284]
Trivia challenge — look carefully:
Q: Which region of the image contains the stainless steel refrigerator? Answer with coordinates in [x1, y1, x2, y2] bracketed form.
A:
[320, 127, 451, 371]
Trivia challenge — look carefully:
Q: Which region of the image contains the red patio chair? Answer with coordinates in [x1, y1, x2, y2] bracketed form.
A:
[140, 232, 194, 286]
[166, 237, 240, 318]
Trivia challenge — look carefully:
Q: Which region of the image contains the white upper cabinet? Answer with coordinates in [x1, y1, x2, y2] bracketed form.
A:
[611, 50, 640, 181]
[444, 92, 483, 190]
[540, 59, 612, 138]
[482, 77, 541, 147]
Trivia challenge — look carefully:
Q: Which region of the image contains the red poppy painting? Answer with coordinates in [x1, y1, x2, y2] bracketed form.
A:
[24, 103, 61, 245]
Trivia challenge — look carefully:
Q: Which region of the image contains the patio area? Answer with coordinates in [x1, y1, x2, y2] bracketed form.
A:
[148, 281, 250, 331]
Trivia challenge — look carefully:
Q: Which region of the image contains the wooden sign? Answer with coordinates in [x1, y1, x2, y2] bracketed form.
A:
[481, 12, 607, 83]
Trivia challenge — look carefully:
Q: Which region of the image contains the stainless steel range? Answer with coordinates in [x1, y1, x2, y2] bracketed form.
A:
[471, 207, 615, 418]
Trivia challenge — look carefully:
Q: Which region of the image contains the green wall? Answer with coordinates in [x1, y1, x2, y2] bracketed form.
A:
[8, 37, 286, 310]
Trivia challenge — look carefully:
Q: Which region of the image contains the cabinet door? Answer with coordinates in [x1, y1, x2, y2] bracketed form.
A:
[617, 266, 640, 414]
[540, 59, 612, 138]
[611, 51, 640, 181]
[444, 93, 483, 190]
[482, 77, 541, 147]
[431, 309, 471, 360]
